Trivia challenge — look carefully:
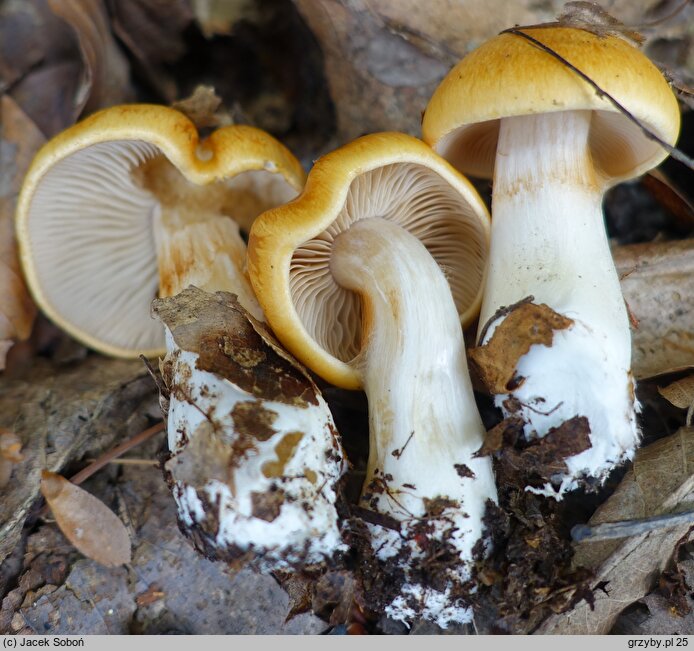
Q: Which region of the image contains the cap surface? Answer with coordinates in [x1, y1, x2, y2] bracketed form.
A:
[15, 104, 305, 358]
[248, 132, 490, 389]
[422, 26, 681, 183]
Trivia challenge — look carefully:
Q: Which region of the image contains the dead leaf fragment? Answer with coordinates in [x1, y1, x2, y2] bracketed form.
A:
[615, 239, 694, 380]
[469, 302, 573, 395]
[47, 0, 133, 114]
[152, 287, 320, 407]
[0, 429, 23, 463]
[555, 1, 645, 45]
[274, 571, 315, 622]
[172, 85, 232, 129]
[659, 376, 694, 424]
[0, 95, 42, 370]
[659, 376, 694, 409]
[40, 470, 131, 567]
[0, 429, 23, 489]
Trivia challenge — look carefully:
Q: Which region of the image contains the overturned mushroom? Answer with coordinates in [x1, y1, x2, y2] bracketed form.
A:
[16, 104, 304, 357]
[423, 26, 681, 496]
[248, 133, 497, 626]
[154, 287, 346, 571]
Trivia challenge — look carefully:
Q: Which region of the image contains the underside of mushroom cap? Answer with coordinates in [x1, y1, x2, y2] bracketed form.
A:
[422, 27, 680, 184]
[248, 132, 490, 389]
[16, 104, 305, 358]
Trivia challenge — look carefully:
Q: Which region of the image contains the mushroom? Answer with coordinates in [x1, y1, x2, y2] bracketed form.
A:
[15, 104, 305, 358]
[248, 132, 497, 626]
[14, 104, 349, 568]
[422, 26, 681, 496]
[154, 287, 346, 571]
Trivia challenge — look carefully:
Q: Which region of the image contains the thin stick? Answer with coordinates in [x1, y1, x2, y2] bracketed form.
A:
[68, 421, 165, 486]
[632, 0, 692, 29]
[571, 508, 694, 542]
[502, 28, 694, 171]
[85, 458, 159, 467]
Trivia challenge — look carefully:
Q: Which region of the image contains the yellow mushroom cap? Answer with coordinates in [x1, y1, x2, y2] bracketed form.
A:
[15, 104, 305, 358]
[248, 132, 490, 390]
[422, 27, 681, 184]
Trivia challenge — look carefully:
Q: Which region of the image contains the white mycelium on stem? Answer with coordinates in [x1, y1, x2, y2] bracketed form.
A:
[157, 288, 346, 571]
[480, 110, 639, 497]
[331, 217, 497, 626]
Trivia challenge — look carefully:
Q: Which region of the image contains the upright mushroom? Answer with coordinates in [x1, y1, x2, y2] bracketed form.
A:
[15, 104, 304, 357]
[248, 133, 497, 626]
[422, 26, 681, 496]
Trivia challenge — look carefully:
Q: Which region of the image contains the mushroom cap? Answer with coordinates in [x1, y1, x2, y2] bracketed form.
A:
[422, 27, 681, 185]
[15, 104, 305, 358]
[248, 132, 490, 390]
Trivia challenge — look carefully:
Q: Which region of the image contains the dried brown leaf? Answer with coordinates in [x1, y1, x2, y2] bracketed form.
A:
[556, 1, 645, 45]
[469, 302, 573, 395]
[152, 287, 321, 408]
[40, 470, 131, 567]
[536, 427, 694, 634]
[274, 571, 315, 622]
[0, 95, 41, 369]
[615, 239, 694, 379]
[47, 0, 133, 114]
[658, 376, 694, 410]
[0, 429, 23, 464]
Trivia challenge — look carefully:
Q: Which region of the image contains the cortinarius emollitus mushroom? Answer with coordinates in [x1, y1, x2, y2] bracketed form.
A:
[423, 26, 681, 496]
[248, 132, 497, 626]
[15, 104, 304, 357]
[154, 287, 346, 571]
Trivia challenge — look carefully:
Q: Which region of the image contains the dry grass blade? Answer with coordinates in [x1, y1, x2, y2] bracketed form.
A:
[40, 470, 131, 567]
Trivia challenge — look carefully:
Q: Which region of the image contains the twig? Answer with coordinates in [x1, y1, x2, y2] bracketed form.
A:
[476, 295, 535, 346]
[350, 504, 402, 532]
[572, 508, 694, 541]
[632, 0, 692, 29]
[84, 458, 159, 467]
[391, 431, 415, 459]
[68, 421, 165, 486]
[502, 28, 694, 171]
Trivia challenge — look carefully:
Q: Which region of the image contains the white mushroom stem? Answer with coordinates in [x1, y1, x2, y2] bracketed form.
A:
[331, 216, 495, 524]
[153, 209, 264, 320]
[331, 217, 496, 626]
[480, 110, 639, 495]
